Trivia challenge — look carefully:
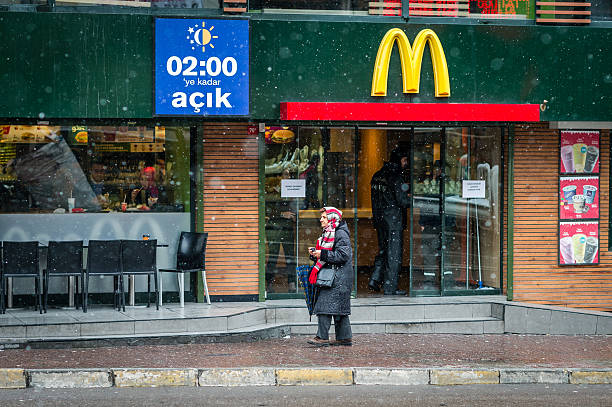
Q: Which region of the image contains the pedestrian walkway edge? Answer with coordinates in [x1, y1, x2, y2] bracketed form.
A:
[1, 368, 611, 389]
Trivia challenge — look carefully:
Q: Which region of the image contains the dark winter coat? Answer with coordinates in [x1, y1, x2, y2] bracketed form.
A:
[371, 161, 410, 231]
[313, 221, 353, 316]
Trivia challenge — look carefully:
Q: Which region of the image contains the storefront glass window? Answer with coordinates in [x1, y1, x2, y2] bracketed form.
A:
[264, 126, 357, 296]
[467, 0, 531, 19]
[412, 128, 443, 293]
[0, 0, 46, 4]
[250, 0, 372, 14]
[263, 125, 501, 297]
[0, 125, 190, 214]
[441, 127, 502, 292]
[150, 0, 219, 8]
[592, 0, 612, 19]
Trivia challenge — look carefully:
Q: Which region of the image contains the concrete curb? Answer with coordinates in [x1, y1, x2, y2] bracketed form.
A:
[29, 369, 112, 388]
[1, 368, 611, 389]
[431, 369, 499, 385]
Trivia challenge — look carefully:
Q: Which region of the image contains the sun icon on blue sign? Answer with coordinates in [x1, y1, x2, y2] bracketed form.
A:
[187, 22, 218, 52]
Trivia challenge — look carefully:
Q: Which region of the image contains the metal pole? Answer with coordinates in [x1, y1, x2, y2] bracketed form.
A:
[129, 275, 135, 306]
[476, 201, 482, 288]
[466, 200, 470, 290]
[295, 197, 299, 293]
[7, 277, 12, 308]
[465, 131, 471, 290]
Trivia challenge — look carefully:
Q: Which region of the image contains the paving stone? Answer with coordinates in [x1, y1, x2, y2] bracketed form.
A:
[375, 305, 424, 321]
[595, 315, 612, 334]
[265, 308, 276, 324]
[425, 304, 473, 319]
[433, 321, 484, 334]
[274, 307, 309, 324]
[134, 319, 187, 334]
[350, 323, 385, 334]
[505, 306, 551, 334]
[471, 303, 492, 317]
[186, 317, 227, 332]
[549, 311, 597, 335]
[483, 319, 504, 334]
[350, 306, 376, 321]
[227, 309, 266, 330]
[491, 303, 504, 319]
[26, 324, 80, 338]
[386, 322, 435, 334]
[0, 326, 26, 339]
[80, 322, 135, 337]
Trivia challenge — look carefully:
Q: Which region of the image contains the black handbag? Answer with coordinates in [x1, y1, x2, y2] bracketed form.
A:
[315, 267, 335, 288]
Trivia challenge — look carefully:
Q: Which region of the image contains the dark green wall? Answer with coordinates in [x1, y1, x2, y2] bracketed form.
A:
[0, 13, 152, 119]
[1, 12, 611, 121]
[250, 21, 612, 121]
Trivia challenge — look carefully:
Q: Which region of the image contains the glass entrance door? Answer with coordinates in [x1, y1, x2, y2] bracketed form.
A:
[442, 127, 503, 294]
[410, 128, 443, 295]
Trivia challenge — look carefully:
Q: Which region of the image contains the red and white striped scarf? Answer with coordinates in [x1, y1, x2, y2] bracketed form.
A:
[309, 206, 343, 284]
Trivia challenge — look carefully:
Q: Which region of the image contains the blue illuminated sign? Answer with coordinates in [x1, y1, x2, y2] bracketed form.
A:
[154, 18, 249, 116]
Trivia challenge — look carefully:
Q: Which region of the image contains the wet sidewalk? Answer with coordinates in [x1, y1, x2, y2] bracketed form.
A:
[1, 334, 611, 370]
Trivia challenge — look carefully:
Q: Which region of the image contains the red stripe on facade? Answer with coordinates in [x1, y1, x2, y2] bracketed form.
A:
[280, 102, 540, 122]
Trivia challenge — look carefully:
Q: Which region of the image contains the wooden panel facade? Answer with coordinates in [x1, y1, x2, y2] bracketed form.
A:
[511, 123, 612, 311]
[202, 123, 259, 298]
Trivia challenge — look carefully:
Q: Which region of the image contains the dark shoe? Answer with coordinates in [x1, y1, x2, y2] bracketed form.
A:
[307, 337, 330, 347]
[331, 339, 352, 346]
[368, 280, 381, 292]
[384, 289, 407, 296]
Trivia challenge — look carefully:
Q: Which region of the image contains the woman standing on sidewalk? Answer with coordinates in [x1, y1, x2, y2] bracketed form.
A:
[307, 207, 353, 347]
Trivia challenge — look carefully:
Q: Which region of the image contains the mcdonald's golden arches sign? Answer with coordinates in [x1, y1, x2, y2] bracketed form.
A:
[371, 28, 450, 98]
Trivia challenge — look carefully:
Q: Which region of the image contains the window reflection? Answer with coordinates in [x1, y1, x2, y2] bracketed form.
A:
[250, 0, 371, 13]
[0, 125, 190, 214]
[264, 126, 356, 295]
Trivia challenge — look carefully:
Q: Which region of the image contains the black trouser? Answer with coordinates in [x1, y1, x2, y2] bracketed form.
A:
[370, 225, 404, 294]
[265, 227, 296, 286]
[316, 314, 352, 341]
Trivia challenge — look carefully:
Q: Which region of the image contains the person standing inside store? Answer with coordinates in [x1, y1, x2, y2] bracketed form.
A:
[89, 161, 110, 208]
[130, 166, 159, 209]
[368, 148, 411, 296]
[307, 207, 353, 347]
[265, 168, 297, 293]
[300, 152, 320, 210]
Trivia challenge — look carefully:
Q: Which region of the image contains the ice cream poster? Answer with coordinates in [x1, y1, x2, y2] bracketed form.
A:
[559, 221, 599, 265]
[559, 176, 599, 220]
[560, 130, 600, 174]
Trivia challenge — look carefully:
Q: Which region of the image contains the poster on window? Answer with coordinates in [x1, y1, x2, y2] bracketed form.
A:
[559, 176, 599, 220]
[560, 130, 600, 174]
[559, 221, 599, 265]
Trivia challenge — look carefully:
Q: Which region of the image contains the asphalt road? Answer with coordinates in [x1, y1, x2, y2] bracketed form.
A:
[0, 385, 610, 407]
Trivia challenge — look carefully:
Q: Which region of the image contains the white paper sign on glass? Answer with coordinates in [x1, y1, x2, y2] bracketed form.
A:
[462, 180, 486, 198]
[281, 179, 306, 198]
